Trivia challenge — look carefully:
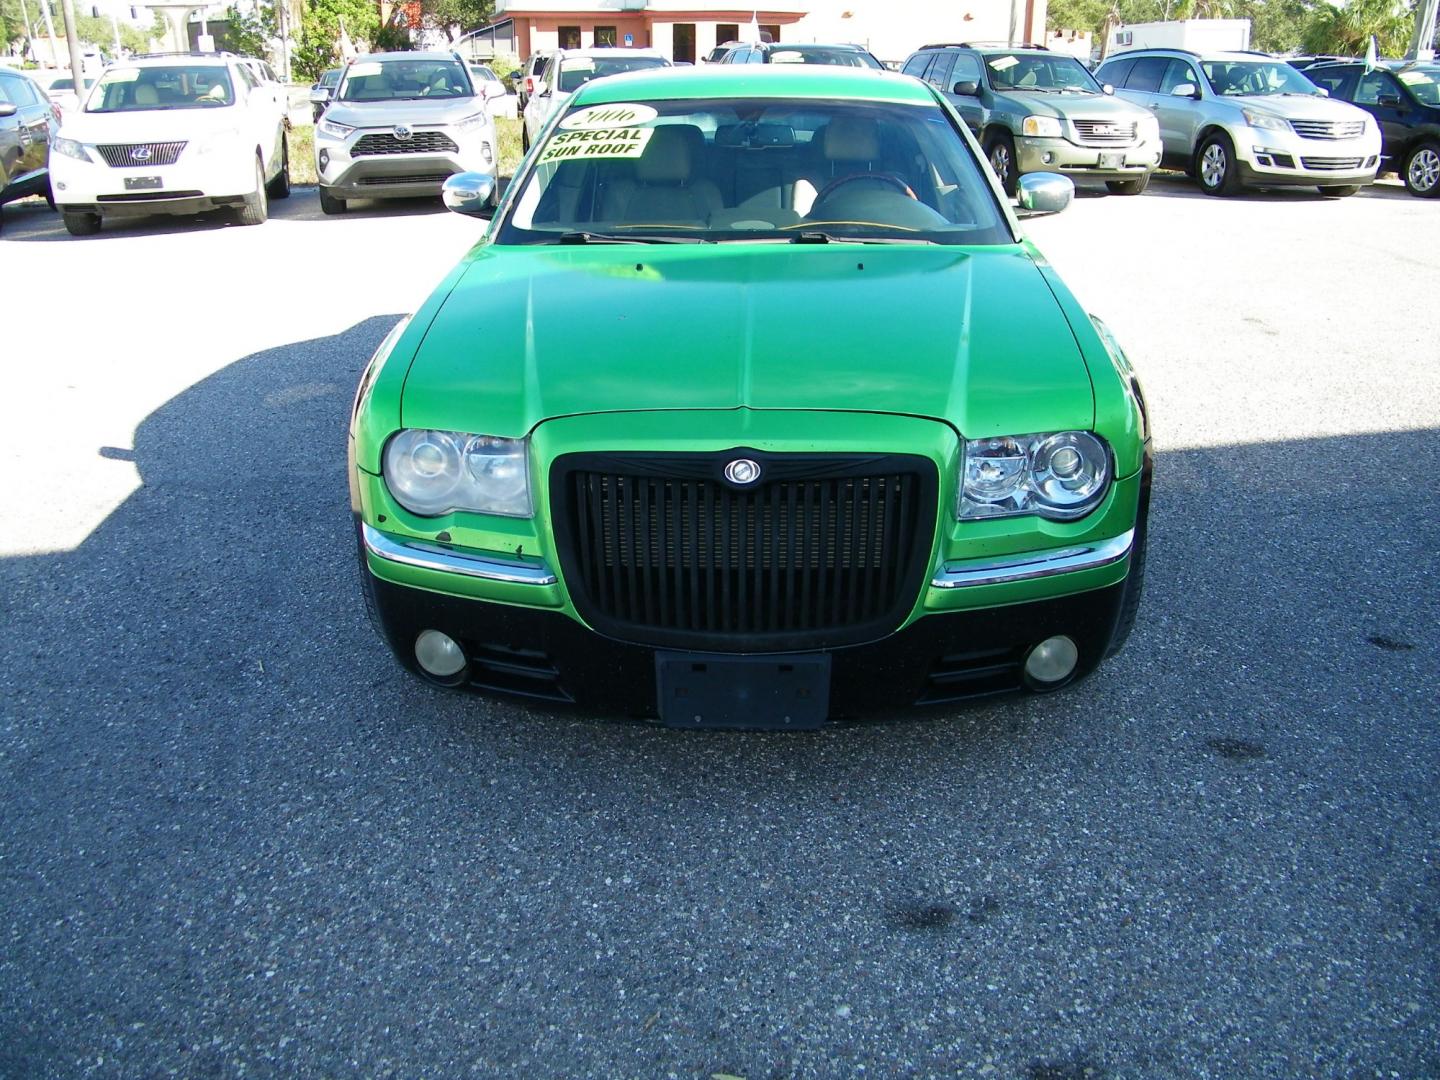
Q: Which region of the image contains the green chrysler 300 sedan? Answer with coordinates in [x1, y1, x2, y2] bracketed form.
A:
[347, 65, 1152, 729]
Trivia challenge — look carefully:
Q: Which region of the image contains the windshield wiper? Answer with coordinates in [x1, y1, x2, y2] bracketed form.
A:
[789, 231, 937, 245]
[556, 231, 704, 244]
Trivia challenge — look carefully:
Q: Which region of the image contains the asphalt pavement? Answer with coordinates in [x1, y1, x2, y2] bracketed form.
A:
[0, 176, 1436, 1078]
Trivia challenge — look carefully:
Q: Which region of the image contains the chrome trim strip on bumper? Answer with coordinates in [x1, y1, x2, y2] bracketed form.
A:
[931, 529, 1134, 589]
[361, 523, 558, 586]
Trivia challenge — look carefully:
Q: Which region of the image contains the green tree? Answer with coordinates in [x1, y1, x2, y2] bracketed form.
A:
[421, 0, 492, 41]
[292, 0, 377, 81]
[222, 1, 275, 58]
[1301, 0, 1413, 54]
[69, 13, 151, 55]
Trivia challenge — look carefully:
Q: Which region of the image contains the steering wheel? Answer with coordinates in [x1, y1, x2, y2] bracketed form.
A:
[814, 172, 918, 205]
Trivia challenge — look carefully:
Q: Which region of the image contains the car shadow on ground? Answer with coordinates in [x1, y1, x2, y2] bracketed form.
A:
[1, 317, 1436, 1075]
[1137, 169, 1413, 203]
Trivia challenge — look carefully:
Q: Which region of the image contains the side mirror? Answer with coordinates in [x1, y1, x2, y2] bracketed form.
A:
[1102, 83, 1115, 95]
[310, 86, 333, 103]
[443, 171, 497, 217]
[1016, 172, 1073, 216]
[1171, 82, 1199, 98]
[509, 70, 522, 81]
[0, 102, 17, 118]
[1377, 93, 1400, 107]
[952, 80, 979, 96]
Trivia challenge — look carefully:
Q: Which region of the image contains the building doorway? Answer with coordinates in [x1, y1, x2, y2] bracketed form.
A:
[672, 23, 695, 64]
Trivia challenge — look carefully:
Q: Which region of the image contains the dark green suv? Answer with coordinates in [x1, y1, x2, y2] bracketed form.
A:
[0, 68, 57, 229]
[902, 43, 1161, 195]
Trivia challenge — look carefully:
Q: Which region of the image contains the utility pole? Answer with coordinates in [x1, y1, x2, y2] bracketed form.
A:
[39, 0, 60, 66]
[57, 0, 86, 80]
[1407, 0, 1438, 59]
[111, 9, 123, 55]
[16, 0, 37, 63]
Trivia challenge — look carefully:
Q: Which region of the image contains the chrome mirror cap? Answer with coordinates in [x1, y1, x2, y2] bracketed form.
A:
[442, 171, 497, 216]
[1016, 172, 1074, 216]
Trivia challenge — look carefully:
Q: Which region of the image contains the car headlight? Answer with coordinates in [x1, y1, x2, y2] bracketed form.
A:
[958, 431, 1111, 520]
[384, 430, 531, 517]
[1242, 108, 1287, 131]
[1021, 115, 1063, 138]
[1137, 114, 1160, 141]
[454, 111, 487, 133]
[52, 136, 95, 162]
[318, 118, 355, 140]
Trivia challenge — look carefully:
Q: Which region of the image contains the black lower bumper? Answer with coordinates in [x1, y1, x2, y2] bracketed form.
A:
[362, 569, 1134, 725]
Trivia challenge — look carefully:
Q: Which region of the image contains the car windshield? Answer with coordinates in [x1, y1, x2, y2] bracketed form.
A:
[557, 56, 668, 94]
[50, 77, 94, 92]
[1397, 66, 1440, 105]
[499, 96, 1012, 246]
[1201, 60, 1321, 96]
[985, 53, 1101, 92]
[339, 59, 472, 101]
[767, 47, 884, 69]
[88, 66, 234, 111]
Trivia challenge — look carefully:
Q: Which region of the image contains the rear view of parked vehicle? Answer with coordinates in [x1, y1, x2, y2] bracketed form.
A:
[0, 68, 57, 230]
[1305, 61, 1440, 197]
[313, 51, 497, 215]
[1095, 49, 1381, 196]
[48, 54, 290, 235]
[521, 48, 670, 151]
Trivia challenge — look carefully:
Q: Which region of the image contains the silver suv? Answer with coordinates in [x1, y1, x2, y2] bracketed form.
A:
[314, 51, 497, 214]
[1095, 48, 1381, 196]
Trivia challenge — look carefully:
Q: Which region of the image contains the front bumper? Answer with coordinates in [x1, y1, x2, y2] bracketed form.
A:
[50, 146, 256, 216]
[316, 127, 495, 200]
[1235, 131, 1380, 186]
[1016, 134, 1161, 178]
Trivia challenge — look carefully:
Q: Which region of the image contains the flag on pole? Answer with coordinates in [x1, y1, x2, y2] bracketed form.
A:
[742, 11, 761, 44]
[1363, 35, 1379, 73]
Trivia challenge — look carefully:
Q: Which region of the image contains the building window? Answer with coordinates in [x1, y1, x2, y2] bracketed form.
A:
[560, 25, 581, 49]
[673, 22, 695, 64]
[761, 24, 780, 43]
[594, 25, 616, 46]
[716, 22, 738, 44]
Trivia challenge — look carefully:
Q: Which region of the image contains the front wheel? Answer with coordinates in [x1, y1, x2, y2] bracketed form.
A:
[1195, 132, 1241, 196]
[983, 130, 1019, 197]
[1106, 174, 1150, 196]
[318, 185, 346, 215]
[1402, 140, 1440, 197]
[1321, 184, 1361, 198]
[62, 210, 101, 236]
[266, 134, 291, 200]
[236, 157, 269, 225]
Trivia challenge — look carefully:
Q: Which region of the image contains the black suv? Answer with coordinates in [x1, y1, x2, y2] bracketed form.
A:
[1305, 61, 1440, 197]
[0, 67, 57, 230]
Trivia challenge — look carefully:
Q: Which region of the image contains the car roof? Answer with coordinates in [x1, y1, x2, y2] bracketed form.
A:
[1104, 48, 1276, 62]
[569, 63, 934, 106]
[355, 51, 463, 63]
[550, 47, 667, 59]
[115, 54, 235, 68]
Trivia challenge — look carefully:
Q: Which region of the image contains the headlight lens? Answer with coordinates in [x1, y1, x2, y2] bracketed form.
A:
[52, 136, 94, 162]
[1021, 115, 1063, 138]
[318, 118, 355, 139]
[384, 430, 531, 517]
[454, 111, 487, 133]
[958, 431, 1110, 520]
[1137, 114, 1160, 141]
[1242, 108, 1287, 131]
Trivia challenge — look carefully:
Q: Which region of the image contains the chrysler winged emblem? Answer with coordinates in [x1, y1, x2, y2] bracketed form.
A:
[393, 124, 413, 141]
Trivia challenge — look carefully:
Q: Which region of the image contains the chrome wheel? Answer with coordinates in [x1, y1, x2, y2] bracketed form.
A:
[989, 143, 1011, 186]
[1200, 143, 1228, 189]
[1407, 146, 1440, 194]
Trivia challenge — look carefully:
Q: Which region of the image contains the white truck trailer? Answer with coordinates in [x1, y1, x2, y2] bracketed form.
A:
[1107, 19, 1252, 55]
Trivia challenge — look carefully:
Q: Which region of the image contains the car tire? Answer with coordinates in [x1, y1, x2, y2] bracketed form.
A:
[1320, 184, 1361, 198]
[44, 175, 56, 210]
[1402, 139, 1440, 197]
[1195, 132, 1241, 196]
[266, 134, 291, 200]
[319, 185, 347, 215]
[62, 209, 101, 236]
[1106, 174, 1150, 196]
[521, 124, 530, 153]
[983, 129, 1019, 196]
[236, 157, 269, 226]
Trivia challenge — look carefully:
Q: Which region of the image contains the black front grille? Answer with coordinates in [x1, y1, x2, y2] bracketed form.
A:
[357, 172, 453, 186]
[352, 131, 459, 156]
[552, 451, 938, 652]
[97, 141, 187, 167]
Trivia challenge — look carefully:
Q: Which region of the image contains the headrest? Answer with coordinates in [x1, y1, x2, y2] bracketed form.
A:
[823, 116, 879, 161]
[134, 83, 159, 106]
[637, 124, 703, 182]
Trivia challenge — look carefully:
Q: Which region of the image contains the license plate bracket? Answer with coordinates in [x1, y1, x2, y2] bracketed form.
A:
[1099, 152, 1124, 169]
[656, 652, 831, 730]
[124, 175, 163, 190]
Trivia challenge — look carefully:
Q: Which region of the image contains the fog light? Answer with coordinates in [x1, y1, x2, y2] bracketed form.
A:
[1025, 635, 1078, 686]
[415, 629, 466, 678]
[1042, 151, 1054, 164]
[318, 148, 330, 171]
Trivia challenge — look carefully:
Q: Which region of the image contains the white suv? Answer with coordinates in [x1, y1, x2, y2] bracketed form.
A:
[49, 54, 289, 234]
[313, 51, 497, 214]
[521, 48, 670, 152]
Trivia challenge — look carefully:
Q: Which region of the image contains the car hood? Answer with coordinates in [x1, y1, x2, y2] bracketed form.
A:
[58, 105, 248, 142]
[1014, 91, 1150, 122]
[400, 244, 1095, 439]
[1229, 93, 1373, 122]
[325, 96, 485, 128]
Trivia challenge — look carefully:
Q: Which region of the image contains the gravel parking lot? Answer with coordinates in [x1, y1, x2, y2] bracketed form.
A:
[1, 176, 1437, 1078]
